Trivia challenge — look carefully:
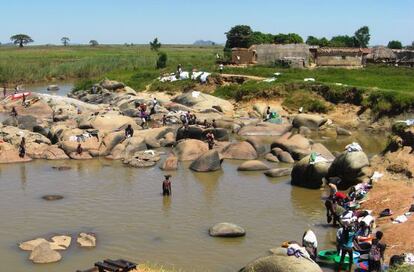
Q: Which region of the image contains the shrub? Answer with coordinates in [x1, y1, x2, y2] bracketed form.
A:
[156, 52, 167, 69]
[72, 79, 95, 93]
[283, 89, 330, 113]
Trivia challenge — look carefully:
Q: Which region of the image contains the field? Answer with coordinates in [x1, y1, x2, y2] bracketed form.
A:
[1, 45, 414, 115]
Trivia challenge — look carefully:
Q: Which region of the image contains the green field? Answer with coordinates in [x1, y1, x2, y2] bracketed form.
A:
[0, 45, 221, 84]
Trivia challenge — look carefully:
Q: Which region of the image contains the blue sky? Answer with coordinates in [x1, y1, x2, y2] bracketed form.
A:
[1, 0, 413, 46]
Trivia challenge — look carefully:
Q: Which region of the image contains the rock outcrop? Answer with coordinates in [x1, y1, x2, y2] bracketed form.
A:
[190, 150, 222, 172]
[209, 223, 246, 237]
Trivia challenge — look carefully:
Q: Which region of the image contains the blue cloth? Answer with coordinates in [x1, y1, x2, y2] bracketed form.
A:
[343, 231, 356, 248]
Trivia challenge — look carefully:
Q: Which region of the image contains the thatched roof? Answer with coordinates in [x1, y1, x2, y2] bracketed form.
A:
[316, 47, 368, 56]
[367, 46, 396, 61]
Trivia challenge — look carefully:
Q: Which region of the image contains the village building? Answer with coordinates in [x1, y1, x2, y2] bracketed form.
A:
[393, 49, 414, 67]
[366, 46, 396, 63]
[310, 47, 370, 68]
[232, 44, 311, 68]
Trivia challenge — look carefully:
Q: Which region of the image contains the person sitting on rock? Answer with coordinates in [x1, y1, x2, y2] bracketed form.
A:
[162, 175, 172, 196]
[206, 131, 215, 150]
[11, 106, 17, 117]
[76, 143, 83, 155]
[203, 119, 210, 128]
[162, 114, 167, 126]
[212, 119, 217, 129]
[18, 137, 26, 158]
[264, 106, 271, 121]
[125, 124, 134, 138]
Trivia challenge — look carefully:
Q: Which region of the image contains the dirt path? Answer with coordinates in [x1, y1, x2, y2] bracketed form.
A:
[361, 172, 414, 263]
[220, 73, 266, 81]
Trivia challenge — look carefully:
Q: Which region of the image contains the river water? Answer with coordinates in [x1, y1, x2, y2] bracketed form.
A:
[0, 128, 388, 271]
[0, 82, 389, 271]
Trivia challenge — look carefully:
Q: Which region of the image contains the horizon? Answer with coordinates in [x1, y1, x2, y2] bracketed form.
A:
[1, 0, 413, 46]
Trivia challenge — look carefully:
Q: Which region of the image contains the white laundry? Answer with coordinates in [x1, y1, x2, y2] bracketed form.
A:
[393, 215, 408, 224]
[199, 72, 210, 83]
[371, 171, 383, 181]
[263, 77, 276, 82]
[303, 230, 318, 248]
[192, 91, 201, 98]
[345, 142, 363, 152]
[304, 78, 315, 82]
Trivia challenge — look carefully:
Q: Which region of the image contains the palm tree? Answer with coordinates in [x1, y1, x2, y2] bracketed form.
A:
[61, 37, 70, 46]
[10, 34, 33, 47]
[89, 40, 98, 47]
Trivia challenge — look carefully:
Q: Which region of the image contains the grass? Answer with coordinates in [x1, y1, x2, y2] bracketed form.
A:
[0, 45, 222, 84]
[282, 89, 331, 113]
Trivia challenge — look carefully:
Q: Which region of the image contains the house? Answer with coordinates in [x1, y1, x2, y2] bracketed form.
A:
[231, 44, 310, 68]
[393, 49, 414, 67]
[311, 47, 369, 67]
[366, 46, 396, 63]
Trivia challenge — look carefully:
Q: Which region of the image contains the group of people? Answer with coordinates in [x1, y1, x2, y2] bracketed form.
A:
[135, 97, 158, 128]
[324, 177, 386, 272]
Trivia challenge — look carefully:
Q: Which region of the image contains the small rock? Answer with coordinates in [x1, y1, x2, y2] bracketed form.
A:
[19, 238, 49, 251]
[52, 166, 71, 171]
[209, 223, 246, 237]
[50, 235, 71, 250]
[42, 195, 64, 201]
[277, 151, 295, 163]
[336, 127, 352, 136]
[77, 233, 96, 247]
[160, 154, 178, 171]
[237, 160, 269, 171]
[29, 242, 62, 264]
[264, 168, 292, 177]
[264, 153, 279, 163]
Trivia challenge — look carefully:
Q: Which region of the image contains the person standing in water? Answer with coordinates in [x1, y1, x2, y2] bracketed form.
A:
[206, 131, 215, 150]
[162, 175, 172, 196]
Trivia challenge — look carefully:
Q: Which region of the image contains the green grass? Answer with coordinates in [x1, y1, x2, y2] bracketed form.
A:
[282, 89, 330, 113]
[0, 45, 222, 85]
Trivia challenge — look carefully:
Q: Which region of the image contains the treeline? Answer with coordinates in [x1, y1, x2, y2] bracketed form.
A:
[225, 25, 371, 48]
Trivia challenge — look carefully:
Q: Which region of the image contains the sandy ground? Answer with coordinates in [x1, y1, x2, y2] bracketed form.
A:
[361, 172, 414, 263]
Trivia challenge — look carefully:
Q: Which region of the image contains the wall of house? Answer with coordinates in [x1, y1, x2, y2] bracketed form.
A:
[316, 55, 363, 67]
[254, 44, 310, 66]
[231, 50, 254, 64]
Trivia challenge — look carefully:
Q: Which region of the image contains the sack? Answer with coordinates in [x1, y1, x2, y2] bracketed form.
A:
[369, 244, 381, 262]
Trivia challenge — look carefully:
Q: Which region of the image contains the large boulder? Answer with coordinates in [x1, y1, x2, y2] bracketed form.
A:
[0, 125, 51, 146]
[190, 150, 222, 172]
[108, 136, 147, 160]
[237, 160, 269, 171]
[328, 151, 370, 190]
[0, 142, 32, 163]
[80, 113, 139, 132]
[173, 139, 209, 161]
[271, 133, 311, 160]
[42, 146, 70, 160]
[209, 223, 246, 237]
[291, 155, 331, 189]
[246, 137, 268, 156]
[240, 248, 322, 272]
[264, 168, 292, 178]
[173, 91, 234, 113]
[100, 79, 125, 90]
[29, 242, 62, 264]
[176, 126, 229, 141]
[292, 114, 327, 130]
[238, 122, 292, 136]
[3, 115, 38, 131]
[221, 141, 257, 160]
[159, 154, 178, 171]
[123, 150, 161, 167]
[311, 143, 335, 161]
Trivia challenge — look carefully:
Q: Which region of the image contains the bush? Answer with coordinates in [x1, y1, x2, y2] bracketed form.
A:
[72, 79, 95, 93]
[156, 52, 167, 69]
[282, 89, 330, 113]
[149, 80, 196, 95]
[366, 90, 414, 115]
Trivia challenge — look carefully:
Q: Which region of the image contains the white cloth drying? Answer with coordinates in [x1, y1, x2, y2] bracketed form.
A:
[345, 142, 362, 152]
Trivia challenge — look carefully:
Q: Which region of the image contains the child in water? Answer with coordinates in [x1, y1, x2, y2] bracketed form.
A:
[162, 175, 172, 196]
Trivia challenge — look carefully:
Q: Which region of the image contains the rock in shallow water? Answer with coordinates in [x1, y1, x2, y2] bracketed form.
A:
[77, 233, 96, 247]
[29, 242, 62, 264]
[42, 195, 64, 201]
[237, 160, 269, 171]
[209, 222, 246, 237]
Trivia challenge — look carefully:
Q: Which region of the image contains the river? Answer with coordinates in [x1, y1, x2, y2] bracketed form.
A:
[0, 127, 388, 271]
[1, 82, 389, 271]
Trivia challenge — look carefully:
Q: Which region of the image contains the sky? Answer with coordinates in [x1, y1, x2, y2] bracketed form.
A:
[0, 0, 413, 46]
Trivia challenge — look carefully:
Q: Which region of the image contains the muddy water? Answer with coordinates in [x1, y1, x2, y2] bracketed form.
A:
[27, 82, 75, 96]
[0, 132, 388, 271]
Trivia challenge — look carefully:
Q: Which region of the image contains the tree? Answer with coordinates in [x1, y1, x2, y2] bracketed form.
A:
[387, 40, 403, 49]
[274, 33, 303, 44]
[354, 26, 370, 48]
[156, 52, 167, 69]
[10, 34, 33, 47]
[329, 35, 355, 47]
[225, 25, 253, 49]
[89, 40, 98, 47]
[61, 37, 70, 46]
[306, 36, 320, 46]
[150, 37, 162, 51]
[249, 31, 274, 46]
